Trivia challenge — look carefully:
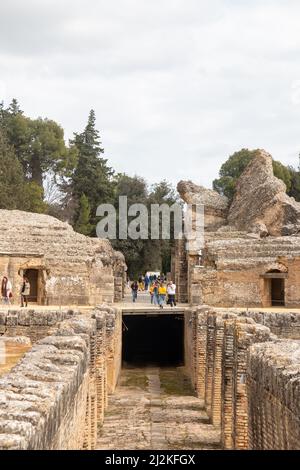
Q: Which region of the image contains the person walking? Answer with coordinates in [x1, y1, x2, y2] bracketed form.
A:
[1, 276, 12, 305]
[158, 282, 167, 309]
[153, 281, 160, 306]
[149, 283, 154, 304]
[144, 273, 150, 291]
[167, 281, 177, 307]
[21, 275, 30, 308]
[131, 281, 138, 303]
[138, 276, 144, 291]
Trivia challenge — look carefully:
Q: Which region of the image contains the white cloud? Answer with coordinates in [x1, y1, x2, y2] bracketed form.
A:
[1, 0, 300, 188]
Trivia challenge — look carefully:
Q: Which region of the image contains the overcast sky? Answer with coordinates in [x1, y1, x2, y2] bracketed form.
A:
[1, 0, 300, 188]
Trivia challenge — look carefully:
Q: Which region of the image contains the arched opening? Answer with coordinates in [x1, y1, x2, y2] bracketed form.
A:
[261, 269, 286, 307]
[122, 314, 184, 367]
[24, 269, 39, 303]
[271, 277, 285, 307]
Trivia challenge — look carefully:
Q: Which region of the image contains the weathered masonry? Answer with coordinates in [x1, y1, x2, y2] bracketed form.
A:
[173, 150, 300, 308]
[185, 307, 300, 450]
[0, 210, 126, 306]
[0, 306, 122, 450]
[0, 306, 299, 450]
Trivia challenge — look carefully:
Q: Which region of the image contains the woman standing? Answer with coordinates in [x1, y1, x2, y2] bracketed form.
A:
[131, 281, 139, 303]
[153, 281, 160, 306]
[1, 276, 12, 305]
[21, 275, 31, 308]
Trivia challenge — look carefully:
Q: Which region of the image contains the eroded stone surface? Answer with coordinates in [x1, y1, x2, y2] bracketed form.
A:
[0, 209, 126, 305]
[97, 367, 221, 450]
[228, 150, 300, 236]
[177, 180, 229, 231]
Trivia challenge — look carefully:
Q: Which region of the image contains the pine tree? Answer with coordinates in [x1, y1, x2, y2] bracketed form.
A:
[74, 194, 92, 235]
[71, 110, 115, 231]
[0, 128, 46, 212]
[7, 98, 23, 116]
[2, 100, 77, 187]
[0, 128, 26, 209]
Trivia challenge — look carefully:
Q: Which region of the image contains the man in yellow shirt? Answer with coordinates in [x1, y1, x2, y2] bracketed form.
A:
[158, 283, 167, 309]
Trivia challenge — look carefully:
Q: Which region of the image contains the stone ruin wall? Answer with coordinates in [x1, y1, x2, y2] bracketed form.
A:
[0, 305, 122, 450]
[175, 150, 300, 308]
[0, 308, 83, 343]
[0, 303, 299, 450]
[0, 210, 127, 307]
[247, 340, 300, 450]
[181, 244, 300, 308]
[172, 239, 188, 303]
[185, 306, 300, 450]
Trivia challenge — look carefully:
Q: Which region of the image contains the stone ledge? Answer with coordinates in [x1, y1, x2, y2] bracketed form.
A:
[0, 316, 95, 450]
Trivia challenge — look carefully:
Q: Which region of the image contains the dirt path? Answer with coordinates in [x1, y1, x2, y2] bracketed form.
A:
[97, 367, 221, 450]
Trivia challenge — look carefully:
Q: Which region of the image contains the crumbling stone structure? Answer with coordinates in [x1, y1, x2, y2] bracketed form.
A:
[174, 150, 300, 307]
[248, 340, 300, 450]
[0, 210, 126, 306]
[0, 303, 299, 450]
[0, 305, 122, 450]
[184, 306, 300, 450]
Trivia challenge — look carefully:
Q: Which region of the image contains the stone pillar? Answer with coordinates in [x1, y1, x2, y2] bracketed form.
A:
[211, 316, 225, 426]
[221, 321, 235, 449]
[232, 322, 272, 450]
[94, 311, 107, 426]
[196, 310, 208, 399]
[174, 239, 188, 303]
[205, 312, 216, 418]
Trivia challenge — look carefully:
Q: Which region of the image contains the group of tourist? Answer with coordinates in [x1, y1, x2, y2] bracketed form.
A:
[134, 273, 167, 292]
[130, 274, 177, 309]
[1, 275, 31, 307]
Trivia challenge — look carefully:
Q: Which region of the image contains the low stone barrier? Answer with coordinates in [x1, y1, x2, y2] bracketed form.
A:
[247, 339, 300, 450]
[237, 310, 300, 339]
[0, 308, 81, 343]
[0, 306, 122, 450]
[186, 305, 300, 450]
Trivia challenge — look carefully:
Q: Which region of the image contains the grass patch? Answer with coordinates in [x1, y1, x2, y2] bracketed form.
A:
[159, 368, 194, 396]
[166, 440, 221, 450]
[124, 372, 149, 390]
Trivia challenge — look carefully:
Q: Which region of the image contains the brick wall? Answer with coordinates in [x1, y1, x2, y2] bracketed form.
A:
[188, 307, 275, 449]
[247, 340, 300, 450]
[0, 306, 122, 450]
[187, 306, 300, 450]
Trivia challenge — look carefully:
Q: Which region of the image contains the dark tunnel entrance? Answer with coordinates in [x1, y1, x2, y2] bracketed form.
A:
[122, 314, 184, 367]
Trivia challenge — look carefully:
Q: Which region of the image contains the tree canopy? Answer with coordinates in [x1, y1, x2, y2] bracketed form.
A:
[0, 127, 46, 212]
[213, 148, 296, 201]
[70, 110, 115, 232]
[1, 100, 77, 187]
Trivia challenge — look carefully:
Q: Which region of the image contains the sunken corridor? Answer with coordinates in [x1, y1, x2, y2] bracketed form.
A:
[122, 314, 184, 367]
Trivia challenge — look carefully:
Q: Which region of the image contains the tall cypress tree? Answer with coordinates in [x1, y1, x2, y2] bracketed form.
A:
[71, 110, 114, 231]
[74, 194, 93, 235]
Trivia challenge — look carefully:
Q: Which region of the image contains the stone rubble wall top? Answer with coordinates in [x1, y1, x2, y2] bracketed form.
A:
[0, 209, 126, 269]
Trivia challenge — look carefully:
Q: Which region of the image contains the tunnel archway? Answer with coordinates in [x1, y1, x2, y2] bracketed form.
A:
[122, 314, 184, 367]
[271, 277, 285, 306]
[262, 269, 286, 307]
